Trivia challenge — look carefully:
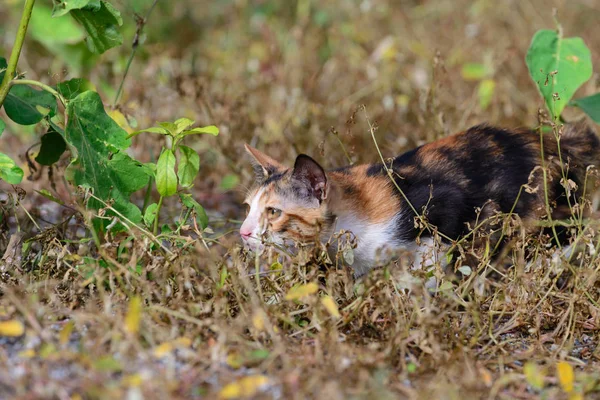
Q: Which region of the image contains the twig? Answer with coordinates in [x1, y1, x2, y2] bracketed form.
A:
[10, 79, 67, 107]
[113, 0, 160, 106]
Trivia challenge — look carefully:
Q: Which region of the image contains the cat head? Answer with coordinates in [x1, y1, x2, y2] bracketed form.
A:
[240, 144, 333, 252]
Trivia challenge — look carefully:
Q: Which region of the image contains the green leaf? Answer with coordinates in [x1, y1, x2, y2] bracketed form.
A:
[174, 118, 195, 133]
[0, 153, 24, 184]
[177, 145, 200, 188]
[30, 3, 86, 46]
[158, 122, 178, 135]
[220, 174, 240, 191]
[127, 126, 169, 139]
[524, 362, 545, 390]
[143, 203, 158, 227]
[526, 29, 593, 120]
[477, 79, 496, 110]
[457, 265, 472, 276]
[64, 91, 149, 227]
[25, 5, 96, 74]
[142, 162, 156, 177]
[156, 148, 177, 196]
[569, 93, 600, 123]
[35, 189, 65, 205]
[438, 281, 454, 292]
[1, 56, 57, 125]
[52, 0, 99, 17]
[461, 63, 490, 80]
[179, 125, 220, 138]
[3, 84, 57, 125]
[0, 119, 4, 136]
[71, 0, 123, 54]
[55, 78, 96, 100]
[93, 355, 122, 372]
[36, 129, 67, 165]
[180, 193, 208, 229]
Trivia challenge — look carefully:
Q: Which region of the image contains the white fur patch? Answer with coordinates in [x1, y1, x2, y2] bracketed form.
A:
[332, 213, 448, 278]
[241, 187, 267, 252]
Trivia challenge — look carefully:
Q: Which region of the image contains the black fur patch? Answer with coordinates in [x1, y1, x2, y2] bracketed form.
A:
[263, 171, 287, 185]
[382, 126, 545, 241]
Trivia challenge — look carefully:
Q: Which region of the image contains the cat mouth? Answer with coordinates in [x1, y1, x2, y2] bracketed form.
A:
[241, 236, 266, 254]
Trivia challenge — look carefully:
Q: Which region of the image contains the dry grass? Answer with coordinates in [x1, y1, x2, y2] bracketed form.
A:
[1, 1, 600, 399]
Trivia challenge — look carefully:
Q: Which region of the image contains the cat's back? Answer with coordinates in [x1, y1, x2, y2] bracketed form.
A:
[355, 125, 544, 240]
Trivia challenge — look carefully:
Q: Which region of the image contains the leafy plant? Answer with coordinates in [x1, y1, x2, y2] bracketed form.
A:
[526, 25, 599, 122]
[0, 0, 216, 236]
[131, 118, 219, 234]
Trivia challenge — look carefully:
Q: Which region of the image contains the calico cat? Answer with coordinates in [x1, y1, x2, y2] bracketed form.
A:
[240, 122, 599, 276]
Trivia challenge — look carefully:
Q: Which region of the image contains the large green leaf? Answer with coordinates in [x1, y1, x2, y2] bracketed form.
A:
[177, 145, 200, 188]
[156, 148, 177, 197]
[0, 153, 24, 184]
[3, 84, 58, 125]
[55, 78, 96, 100]
[570, 93, 600, 123]
[29, 3, 86, 46]
[36, 129, 67, 166]
[526, 29, 593, 120]
[1, 57, 57, 125]
[52, 0, 100, 17]
[26, 5, 96, 74]
[64, 91, 149, 226]
[71, 1, 123, 54]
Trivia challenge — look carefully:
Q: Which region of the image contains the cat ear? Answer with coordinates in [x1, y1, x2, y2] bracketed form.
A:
[244, 144, 285, 181]
[291, 154, 327, 202]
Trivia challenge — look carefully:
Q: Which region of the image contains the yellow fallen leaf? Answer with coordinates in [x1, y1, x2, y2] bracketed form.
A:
[321, 296, 340, 318]
[0, 320, 25, 337]
[39, 343, 57, 359]
[125, 296, 142, 335]
[59, 321, 74, 346]
[226, 353, 243, 369]
[557, 361, 574, 393]
[285, 283, 318, 301]
[219, 375, 270, 399]
[480, 367, 493, 387]
[122, 373, 143, 387]
[524, 362, 545, 390]
[18, 349, 35, 358]
[153, 342, 174, 358]
[252, 313, 265, 331]
[174, 337, 192, 347]
[153, 337, 191, 358]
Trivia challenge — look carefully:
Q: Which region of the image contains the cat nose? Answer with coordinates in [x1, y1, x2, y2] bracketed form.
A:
[240, 227, 252, 239]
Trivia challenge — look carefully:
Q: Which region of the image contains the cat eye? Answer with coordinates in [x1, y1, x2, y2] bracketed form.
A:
[243, 202, 250, 215]
[266, 207, 282, 218]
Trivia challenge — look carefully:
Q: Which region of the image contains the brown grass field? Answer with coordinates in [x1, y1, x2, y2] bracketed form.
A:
[1, 0, 600, 398]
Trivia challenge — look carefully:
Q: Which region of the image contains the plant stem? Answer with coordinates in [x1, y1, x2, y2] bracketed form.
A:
[0, 0, 36, 108]
[153, 195, 164, 235]
[142, 177, 154, 212]
[113, 0, 160, 106]
[10, 79, 67, 107]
